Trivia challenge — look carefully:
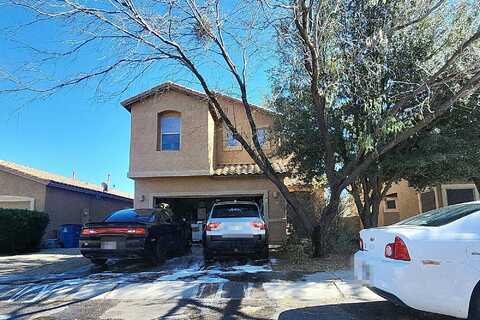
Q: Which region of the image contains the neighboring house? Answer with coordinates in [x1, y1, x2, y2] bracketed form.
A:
[121, 82, 289, 244]
[378, 180, 480, 225]
[0, 160, 133, 239]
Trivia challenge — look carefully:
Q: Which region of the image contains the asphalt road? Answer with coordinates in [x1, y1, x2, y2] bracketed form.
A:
[0, 246, 457, 320]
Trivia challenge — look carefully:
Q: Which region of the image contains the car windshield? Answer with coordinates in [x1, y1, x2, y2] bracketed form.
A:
[105, 209, 157, 223]
[211, 204, 260, 218]
[397, 203, 480, 227]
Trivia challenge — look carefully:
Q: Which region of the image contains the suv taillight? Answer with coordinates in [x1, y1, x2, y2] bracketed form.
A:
[385, 236, 410, 261]
[205, 222, 221, 231]
[250, 221, 266, 230]
[359, 238, 364, 251]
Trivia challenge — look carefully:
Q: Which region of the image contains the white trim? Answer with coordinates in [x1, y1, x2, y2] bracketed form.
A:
[0, 196, 35, 210]
[149, 189, 270, 220]
[417, 192, 423, 213]
[441, 183, 479, 206]
[434, 187, 440, 208]
[128, 170, 211, 178]
[159, 113, 181, 151]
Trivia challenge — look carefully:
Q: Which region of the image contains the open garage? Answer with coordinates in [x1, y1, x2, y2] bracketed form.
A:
[133, 175, 288, 244]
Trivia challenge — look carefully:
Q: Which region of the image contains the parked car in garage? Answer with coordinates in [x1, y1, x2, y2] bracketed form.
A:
[203, 201, 268, 261]
[80, 207, 191, 265]
[354, 201, 480, 319]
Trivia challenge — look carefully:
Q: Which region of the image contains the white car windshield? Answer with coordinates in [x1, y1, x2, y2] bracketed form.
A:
[211, 204, 260, 218]
[397, 203, 480, 227]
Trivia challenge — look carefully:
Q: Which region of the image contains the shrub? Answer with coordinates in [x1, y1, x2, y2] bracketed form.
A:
[328, 216, 362, 255]
[280, 233, 311, 264]
[0, 209, 49, 254]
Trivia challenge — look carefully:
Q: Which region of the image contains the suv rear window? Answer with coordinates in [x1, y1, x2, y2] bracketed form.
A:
[105, 209, 158, 223]
[397, 203, 480, 227]
[211, 204, 259, 218]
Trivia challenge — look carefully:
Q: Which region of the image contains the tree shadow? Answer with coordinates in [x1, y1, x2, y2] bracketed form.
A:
[278, 301, 458, 320]
[1, 279, 118, 319]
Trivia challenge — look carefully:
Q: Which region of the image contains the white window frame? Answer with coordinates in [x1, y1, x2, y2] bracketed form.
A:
[160, 114, 181, 151]
[441, 183, 479, 207]
[0, 196, 35, 210]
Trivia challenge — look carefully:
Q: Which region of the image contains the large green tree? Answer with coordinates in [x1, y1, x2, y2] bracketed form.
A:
[383, 99, 480, 194]
[271, 0, 480, 246]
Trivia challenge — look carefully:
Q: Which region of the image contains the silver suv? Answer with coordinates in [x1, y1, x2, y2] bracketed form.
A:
[203, 201, 268, 260]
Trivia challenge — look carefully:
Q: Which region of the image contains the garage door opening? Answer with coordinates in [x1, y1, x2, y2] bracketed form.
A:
[153, 195, 265, 242]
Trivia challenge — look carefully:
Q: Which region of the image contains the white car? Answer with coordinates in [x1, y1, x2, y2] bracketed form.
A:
[203, 201, 268, 261]
[354, 201, 480, 319]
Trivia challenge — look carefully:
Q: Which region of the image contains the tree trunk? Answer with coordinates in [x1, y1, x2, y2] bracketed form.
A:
[351, 177, 386, 229]
[312, 189, 341, 257]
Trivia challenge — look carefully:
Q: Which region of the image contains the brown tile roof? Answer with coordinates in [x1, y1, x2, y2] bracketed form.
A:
[213, 162, 288, 176]
[121, 82, 276, 115]
[0, 160, 133, 200]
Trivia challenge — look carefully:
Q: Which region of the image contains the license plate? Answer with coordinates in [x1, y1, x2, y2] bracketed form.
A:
[362, 263, 371, 281]
[101, 241, 117, 250]
[229, 226, 241, 231]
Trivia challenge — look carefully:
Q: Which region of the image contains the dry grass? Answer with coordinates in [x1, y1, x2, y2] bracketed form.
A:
[270, 248, 353, 273]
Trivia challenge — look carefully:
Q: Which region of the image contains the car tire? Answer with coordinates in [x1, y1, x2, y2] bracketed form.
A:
[90, 258, 107, 266]
[470, 286, 480, 320]
[257, 245, 269, 260]
[203, 248, 213, 262]
[150, 243, 166, 265]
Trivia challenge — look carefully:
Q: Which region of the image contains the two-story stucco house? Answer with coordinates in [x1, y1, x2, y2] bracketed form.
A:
[121, 82, 288, 244]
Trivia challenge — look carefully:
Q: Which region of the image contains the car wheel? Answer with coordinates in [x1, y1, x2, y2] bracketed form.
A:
[470, 287, 480, 320]
[90, 258, 107, 266]
[257, 246, 269, 260]
[150, 243, 166, 265]
[203, 248, 213, 262]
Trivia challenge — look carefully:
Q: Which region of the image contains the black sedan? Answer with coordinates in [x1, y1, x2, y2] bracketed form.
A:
[80, 208, 191, 265]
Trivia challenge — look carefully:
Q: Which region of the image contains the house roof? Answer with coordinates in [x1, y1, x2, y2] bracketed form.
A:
[213, 162, 288, 176]
[121, 82, 276, 115]
[0, 160, 133, 201]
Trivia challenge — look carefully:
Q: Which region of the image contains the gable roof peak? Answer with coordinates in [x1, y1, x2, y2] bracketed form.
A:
[121, 81, 275, 115]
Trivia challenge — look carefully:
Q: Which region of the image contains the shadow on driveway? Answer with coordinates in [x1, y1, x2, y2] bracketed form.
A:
[278, 301, 458, 320]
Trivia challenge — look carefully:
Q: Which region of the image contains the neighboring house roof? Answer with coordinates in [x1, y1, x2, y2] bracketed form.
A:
[0, 160, 133, 201]
[121, 81, 276, 115]
[213, 162, 288, 176]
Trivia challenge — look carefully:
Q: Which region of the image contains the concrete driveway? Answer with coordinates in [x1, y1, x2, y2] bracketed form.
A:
[0, 247, 456, 320]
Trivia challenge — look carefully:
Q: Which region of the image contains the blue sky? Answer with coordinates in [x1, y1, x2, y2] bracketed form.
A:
[0, 4, 274, 194]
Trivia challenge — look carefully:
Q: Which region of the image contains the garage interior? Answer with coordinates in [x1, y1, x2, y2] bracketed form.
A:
[153, 195, 264, 223]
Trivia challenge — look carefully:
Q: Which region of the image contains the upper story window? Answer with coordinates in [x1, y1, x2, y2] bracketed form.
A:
[257, 128, 268, 146]
[225, 129, 241, 149]
[158, 113, 181, 151]
[384, 194, 398, 212]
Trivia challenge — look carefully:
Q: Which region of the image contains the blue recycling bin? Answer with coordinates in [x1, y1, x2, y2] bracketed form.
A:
[58, 224, 82, 248]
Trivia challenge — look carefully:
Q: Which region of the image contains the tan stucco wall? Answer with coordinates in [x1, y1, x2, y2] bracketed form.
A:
[133, 175, 287, 243]
[128, 90, 277, 178]
[129, 91, 212, 177]
[44, 186, 133, 239]
[379, 180, 420, 225]
[214, 103, 275, 165]
[0, 171, 47, 211]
